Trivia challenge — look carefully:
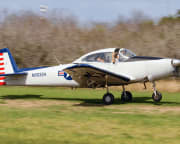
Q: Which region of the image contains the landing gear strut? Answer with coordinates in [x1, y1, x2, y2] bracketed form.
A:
[152, 82, 162, 102]
[121, 85, 133, 102]
[102, 75, 114, 105]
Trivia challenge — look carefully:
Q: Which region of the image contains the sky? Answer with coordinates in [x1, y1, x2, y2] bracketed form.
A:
[0, 0, 180, 22]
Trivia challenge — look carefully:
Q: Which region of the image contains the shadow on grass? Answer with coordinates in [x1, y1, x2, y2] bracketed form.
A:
[1, 94, 180, 107]
[1, 94, 42, 99]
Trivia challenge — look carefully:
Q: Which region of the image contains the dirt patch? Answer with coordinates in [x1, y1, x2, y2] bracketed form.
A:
[0, 100, 75, 108]
[1, 99, 180, 114]
[111, 80, 180, 92]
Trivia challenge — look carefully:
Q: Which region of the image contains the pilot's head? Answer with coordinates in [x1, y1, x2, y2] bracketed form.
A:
[114, 48, 120, 57]
[115, 48, 120, 53]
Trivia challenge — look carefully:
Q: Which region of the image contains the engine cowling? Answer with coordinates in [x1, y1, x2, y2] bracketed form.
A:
[172, 59, 180, 67]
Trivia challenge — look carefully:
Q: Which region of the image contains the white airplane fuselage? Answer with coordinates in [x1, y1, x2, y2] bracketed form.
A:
[5, 58, 175, 87]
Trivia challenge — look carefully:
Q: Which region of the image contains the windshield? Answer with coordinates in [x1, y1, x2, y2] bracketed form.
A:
[119, 48, 136, 61]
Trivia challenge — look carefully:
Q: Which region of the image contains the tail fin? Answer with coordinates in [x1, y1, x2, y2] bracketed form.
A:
[0, 48, 19, 74]
[0, 48, 19, 85]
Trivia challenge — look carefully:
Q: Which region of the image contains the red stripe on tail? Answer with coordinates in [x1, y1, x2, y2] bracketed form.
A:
[0, 68, 5, 70]
[0, 82, 6, 85]
[0, 58, 4, 61]
[0, 53, 3, 56]
[0, 63, 4, 65]
[0, 77, 5, 80]
[0, 72, 5, 74]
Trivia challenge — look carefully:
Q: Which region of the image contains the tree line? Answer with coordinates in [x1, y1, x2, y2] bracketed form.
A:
[0, 10, 179, 68]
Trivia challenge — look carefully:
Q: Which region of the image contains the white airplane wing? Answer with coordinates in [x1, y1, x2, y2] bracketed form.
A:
[64, 64, 131, 88]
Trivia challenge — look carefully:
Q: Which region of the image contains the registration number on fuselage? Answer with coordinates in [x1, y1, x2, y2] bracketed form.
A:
[32, 72, 47, 77]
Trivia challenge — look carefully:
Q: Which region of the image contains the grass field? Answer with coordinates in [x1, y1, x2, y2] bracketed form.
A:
[0, 86, 180, 144]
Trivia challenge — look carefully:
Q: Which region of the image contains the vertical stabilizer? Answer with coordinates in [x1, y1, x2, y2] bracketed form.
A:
[0, 48, 19, 85]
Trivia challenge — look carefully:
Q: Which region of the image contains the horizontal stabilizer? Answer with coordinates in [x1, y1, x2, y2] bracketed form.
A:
[0, 72, 27, 76]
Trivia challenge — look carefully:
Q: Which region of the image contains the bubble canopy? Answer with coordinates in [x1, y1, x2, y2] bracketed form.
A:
[73, 48, 136, 63]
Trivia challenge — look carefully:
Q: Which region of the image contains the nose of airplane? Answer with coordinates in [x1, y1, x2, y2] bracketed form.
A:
[172, 59, 180, 67]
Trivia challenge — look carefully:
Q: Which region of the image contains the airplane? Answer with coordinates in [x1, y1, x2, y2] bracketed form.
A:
[0, 47, 179, 105]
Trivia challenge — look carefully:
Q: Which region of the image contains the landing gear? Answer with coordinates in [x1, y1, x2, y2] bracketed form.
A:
[152, 82, 162, 102]
[102, 75, 115, 105]
[152, 91, 162, 102]
[121, 85, 133, 102]
[121, 91, 133, 102]
[102, 76, 134, 105]
[103, 93, 114, 105]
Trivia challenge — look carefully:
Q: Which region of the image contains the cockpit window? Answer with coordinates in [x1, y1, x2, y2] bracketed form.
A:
[81, 48, 136, 63]
[119, 49, 136, 57]
[119, 48, 136, 61]
[82, 52, 112, 63]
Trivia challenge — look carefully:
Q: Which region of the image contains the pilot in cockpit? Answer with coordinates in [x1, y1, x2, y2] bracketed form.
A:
[95, 53, 105, 62]
[112, 48, 120, 64]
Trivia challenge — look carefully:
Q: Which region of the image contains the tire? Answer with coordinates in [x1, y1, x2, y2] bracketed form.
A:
[152, 91, 162, 102]
[121, 91, 133, 102]
[103, 93, 114, 105]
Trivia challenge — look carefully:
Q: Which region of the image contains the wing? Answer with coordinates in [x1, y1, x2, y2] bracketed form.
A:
[64, 64, 131, 88]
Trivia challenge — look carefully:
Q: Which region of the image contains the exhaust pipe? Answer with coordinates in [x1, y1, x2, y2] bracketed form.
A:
[172, 59, 180, 67]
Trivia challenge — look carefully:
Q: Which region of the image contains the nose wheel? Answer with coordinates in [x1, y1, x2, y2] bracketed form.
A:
[152, 82, 162, 102]
[152, 91, 162, 102]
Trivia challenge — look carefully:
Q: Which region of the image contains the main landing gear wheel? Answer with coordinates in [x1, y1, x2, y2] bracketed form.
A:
[121, 91, 133, 102]
[103, 93, 114, 105]
[152, 91, 162, 102]
[103, 75, 114, 105]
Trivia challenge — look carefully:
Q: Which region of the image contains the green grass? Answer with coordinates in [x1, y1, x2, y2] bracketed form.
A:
[0, 86, 180, 144]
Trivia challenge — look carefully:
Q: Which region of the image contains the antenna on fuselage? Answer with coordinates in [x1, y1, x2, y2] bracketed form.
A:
[54, 55, 61, 64]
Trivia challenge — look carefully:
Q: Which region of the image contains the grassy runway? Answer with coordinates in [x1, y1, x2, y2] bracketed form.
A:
[0, 86, 180, 144]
